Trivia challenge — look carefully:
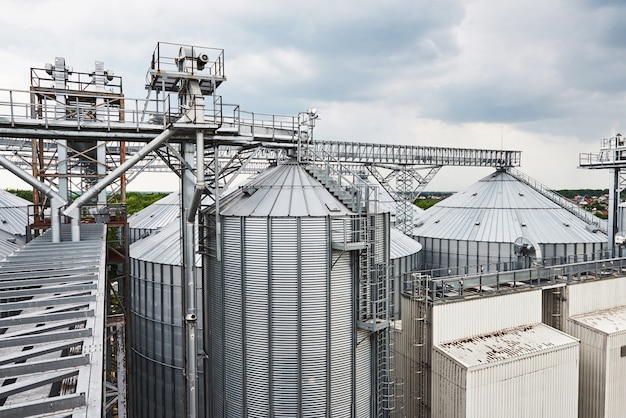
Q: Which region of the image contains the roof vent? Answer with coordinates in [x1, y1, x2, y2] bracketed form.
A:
[475, 221, 481, 226]
[434, 219, 440, 223]
[472, 192, 478, 196]
[521, 222, 527, 227]
[325, 203, 342, 213]
[242, 187, 258, 196]
[563, 223, 570, 227]
[415, 220, 424, 227]
[519, 192, 525, 196]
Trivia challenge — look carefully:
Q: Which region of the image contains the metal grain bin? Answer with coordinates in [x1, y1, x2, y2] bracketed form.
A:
[202, 161, 374, 417]
[390, 227, 422, 318]
[413, 169, 606, 275]
[127, 192, 181, 243]
[129, 221, 206, 418]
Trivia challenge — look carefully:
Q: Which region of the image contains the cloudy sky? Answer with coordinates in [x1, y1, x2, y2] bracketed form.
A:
[1, 0, 625, 191]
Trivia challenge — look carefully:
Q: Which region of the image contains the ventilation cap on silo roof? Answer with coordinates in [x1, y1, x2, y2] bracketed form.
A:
[325, 202, 342, 213]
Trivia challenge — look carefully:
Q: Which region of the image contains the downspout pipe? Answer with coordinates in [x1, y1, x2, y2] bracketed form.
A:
[187, 131, 205, 223]
[63, 128, 177, 241]
[0, 154, 65, 243]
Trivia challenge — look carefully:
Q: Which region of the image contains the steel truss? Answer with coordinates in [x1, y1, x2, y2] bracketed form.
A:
[0, 42, 525, 418]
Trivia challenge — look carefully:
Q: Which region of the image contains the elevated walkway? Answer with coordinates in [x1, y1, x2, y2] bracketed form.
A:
[0, 223, 107, 417]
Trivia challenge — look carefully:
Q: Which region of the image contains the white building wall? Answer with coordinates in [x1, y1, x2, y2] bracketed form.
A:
[606, 332, 626, 418]
[565, 316, 626, 418]
[566, 277, 626, 316]
[432, 342, 579, 418]
[432, 289, 542, 345]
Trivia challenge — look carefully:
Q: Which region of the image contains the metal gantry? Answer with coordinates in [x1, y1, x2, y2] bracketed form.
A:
[0, 42, 526, 417]
[580, 134, 626, 254]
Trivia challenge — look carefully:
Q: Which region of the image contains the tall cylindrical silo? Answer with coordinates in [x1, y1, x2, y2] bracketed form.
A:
[129, 220, 206, 418]
[202, 161, 377, 417]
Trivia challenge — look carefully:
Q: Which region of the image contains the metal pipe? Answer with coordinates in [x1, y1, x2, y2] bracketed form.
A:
[62, 128, 177, 240]
[181, 139, 198, 418]
[0, 154, 65, 242]
[187, 131, 205, 223]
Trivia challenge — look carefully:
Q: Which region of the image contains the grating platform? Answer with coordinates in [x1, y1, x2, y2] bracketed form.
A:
[0, 223, 107, 417]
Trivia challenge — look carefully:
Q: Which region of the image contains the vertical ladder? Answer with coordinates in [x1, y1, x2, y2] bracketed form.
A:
[354, 210, 396, 416]
[552, 287, 562, 330]
[411, 273, 429, 417]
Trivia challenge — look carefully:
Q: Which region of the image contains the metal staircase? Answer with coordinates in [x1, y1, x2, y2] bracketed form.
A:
[507, 168, 608, 234]
[301, 146, 397, 416]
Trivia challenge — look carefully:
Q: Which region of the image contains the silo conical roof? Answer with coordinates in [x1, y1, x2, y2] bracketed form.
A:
[413, 170, 606, 244]
[0, 189, 30, 236]
[390, 227, 422, 259]
[218, 160, 354, 217]
[0, 229, 24, 261]
[130, 221, 182, 265]
[127, 191, 181, 231]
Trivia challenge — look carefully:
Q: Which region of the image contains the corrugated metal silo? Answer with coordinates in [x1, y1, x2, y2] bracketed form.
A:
[129, 220, 206, 418]
[413, 169, 607, 274]
[390, 227, 422, 318]
[202, 160, 378, 417]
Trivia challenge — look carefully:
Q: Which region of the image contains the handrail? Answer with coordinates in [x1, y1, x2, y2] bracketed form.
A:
[409, 256, 626, 303]
[507, 167, 607, 233]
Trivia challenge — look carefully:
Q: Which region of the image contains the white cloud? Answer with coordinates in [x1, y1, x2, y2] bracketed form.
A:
[0, 0, 624, 193]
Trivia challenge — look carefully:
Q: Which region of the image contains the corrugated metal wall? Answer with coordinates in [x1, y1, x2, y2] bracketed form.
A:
[432, 343, 579, 418]
[129, 259, 206, 418]
[566, 277, 626, 316]
[204, 214, 366, 417]
[565, 315, 626, 418]
[417, 236, 606, 274]
[565, 319, 607, 418]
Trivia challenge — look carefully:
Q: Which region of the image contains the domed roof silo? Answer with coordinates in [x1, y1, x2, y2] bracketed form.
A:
[127, 191, 180, 243]
[202, 160, 388, 417]
[412, 169, 607, 275]
[128, 218, 207, 417]
[0, 189, 30, 237]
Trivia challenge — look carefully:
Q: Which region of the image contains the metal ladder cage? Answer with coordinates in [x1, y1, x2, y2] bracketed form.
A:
[410, 272, 430, 417]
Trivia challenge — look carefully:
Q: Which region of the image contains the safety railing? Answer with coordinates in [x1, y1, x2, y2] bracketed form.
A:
[0, 88, 176, 131]
[405, 256, 626, 303]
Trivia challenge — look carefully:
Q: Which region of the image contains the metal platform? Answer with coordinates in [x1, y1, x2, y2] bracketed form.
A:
[0, 223, 107, 417]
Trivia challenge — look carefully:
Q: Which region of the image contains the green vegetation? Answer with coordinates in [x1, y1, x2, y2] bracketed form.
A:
[414, 198, 439, 210]
[4, 188, 33, 202]
[123, 192, 169, 215]
[554, 189, 608, 199]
